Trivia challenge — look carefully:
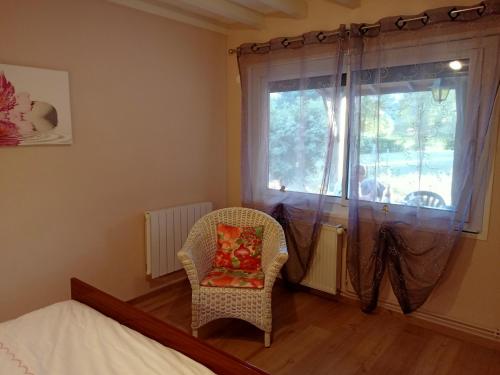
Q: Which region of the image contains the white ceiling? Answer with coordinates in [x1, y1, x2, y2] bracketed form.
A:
[107, 0, 361, 34]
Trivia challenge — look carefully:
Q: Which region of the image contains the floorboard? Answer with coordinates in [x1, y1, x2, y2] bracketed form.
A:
[132, 280, 500, 375]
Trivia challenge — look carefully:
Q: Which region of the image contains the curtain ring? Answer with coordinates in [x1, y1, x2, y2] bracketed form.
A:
[448, 7, 459, 20]
[477, 3, 486, 16]
[421, 13, 430, 25]
[395, 17, 406, 30]
[316, 31, 326, 42]
[359, 24, 368, 35]
[281, 38, 290, 48]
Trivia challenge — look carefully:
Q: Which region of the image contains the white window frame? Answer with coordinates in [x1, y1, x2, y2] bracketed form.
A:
[251, 45, 496, 239]
[250, 52, 348, 206]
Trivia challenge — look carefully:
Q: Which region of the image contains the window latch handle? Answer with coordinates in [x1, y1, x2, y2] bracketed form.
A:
[382, 204, 390, 215]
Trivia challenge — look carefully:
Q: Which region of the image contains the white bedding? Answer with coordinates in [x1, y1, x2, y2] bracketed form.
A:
[0, 300, 215, 375]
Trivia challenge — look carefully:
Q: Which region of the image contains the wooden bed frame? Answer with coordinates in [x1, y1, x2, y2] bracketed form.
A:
[70, 278, 268, 375]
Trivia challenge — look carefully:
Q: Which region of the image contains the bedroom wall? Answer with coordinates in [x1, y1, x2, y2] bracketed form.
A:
[226, 0, 500, 334]
[0, 0, 227, 322]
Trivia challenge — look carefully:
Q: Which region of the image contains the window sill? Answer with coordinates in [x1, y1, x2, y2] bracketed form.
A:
[324, 200, 489, 241]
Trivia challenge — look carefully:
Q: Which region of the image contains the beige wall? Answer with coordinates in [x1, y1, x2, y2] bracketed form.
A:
[0, 0, 227, 321]
[226, 0, 500, 332]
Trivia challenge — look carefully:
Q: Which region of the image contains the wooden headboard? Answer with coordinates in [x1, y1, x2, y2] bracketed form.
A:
[71, 278, 268, 375]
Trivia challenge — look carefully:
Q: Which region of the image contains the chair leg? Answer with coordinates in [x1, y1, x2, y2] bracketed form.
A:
[264, 331, 271, 348]
[191, 296, 199, 339]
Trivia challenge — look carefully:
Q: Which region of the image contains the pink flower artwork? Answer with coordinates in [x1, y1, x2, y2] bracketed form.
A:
[0, 72, 34, 146]
[0, 121, 20, 146]
[0, 64, 72, 146]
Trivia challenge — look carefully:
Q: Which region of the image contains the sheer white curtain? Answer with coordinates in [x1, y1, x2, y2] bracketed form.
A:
[347, 3, 500, 313]
[238, 30, 346, 283]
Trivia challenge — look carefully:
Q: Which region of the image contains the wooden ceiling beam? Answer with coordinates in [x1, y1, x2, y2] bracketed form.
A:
[331, 0, 361, 9]
[156, 0, 265, 28]
[231, 0, 307, 18]
[107, 0, 228, 34]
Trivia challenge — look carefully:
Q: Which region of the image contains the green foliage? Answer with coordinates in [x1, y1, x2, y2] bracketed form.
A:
[360, 137, 406, 154]
[268, 85, 458, 194]
[360, 90, 457, 154]
[269, 89, 329, 192]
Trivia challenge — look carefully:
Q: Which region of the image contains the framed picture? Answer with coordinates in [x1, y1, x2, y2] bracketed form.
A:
[0, 64, 72, 146]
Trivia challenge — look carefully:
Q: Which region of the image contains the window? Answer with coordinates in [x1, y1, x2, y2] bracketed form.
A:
[268, 77, 346, 197]
[354, 60, 468, 210]
[262, 52, 490, 234]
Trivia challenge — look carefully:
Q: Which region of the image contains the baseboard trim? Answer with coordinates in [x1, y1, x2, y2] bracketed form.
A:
[275, 278, 339, 300]
[340, 290, 500, 352]
[128, 270, 188, 305]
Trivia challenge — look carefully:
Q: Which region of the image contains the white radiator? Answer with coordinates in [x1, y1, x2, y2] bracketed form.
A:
[145, 202, 213, 279]
[300, 225, 344, 295]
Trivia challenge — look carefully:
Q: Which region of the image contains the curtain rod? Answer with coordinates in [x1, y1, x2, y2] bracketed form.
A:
[228, 3, 487, 55]
[228, 30, 342, 55]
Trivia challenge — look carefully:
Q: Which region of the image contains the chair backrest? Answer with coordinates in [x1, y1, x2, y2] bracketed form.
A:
[404, 191, 446, 208]
[187, 207, 286, 263]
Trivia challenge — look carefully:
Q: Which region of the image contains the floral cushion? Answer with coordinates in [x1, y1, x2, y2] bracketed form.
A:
[201, 268, 264, 289]
[213, 223, 264, 271]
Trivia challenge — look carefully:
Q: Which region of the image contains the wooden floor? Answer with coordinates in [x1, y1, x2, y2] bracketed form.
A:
[132, 280, 500, 375]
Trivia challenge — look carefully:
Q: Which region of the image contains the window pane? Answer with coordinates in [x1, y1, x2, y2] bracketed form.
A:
[268, 88, 345, 196]
[355, 60, 468, 209]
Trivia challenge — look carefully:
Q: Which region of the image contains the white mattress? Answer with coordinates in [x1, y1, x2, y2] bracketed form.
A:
[0, 300, 215, 375]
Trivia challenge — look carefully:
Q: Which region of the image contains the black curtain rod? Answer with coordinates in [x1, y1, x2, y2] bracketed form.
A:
[228, 3, 487, 55]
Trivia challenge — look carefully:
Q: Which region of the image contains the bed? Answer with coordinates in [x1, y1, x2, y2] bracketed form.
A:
[0, 278, 268, 375]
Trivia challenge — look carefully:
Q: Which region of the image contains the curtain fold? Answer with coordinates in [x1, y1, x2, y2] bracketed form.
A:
[347, 2, 500, 313]
[238, 30, 346, 283]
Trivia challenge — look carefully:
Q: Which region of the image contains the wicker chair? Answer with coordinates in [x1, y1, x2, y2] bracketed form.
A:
[177, 207, 288, 347]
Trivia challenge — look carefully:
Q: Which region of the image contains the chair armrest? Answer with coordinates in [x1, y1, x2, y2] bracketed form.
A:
[263, 246, 288, 291]
[177, 229, 216, 289]
[178, 247, 201, 289]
